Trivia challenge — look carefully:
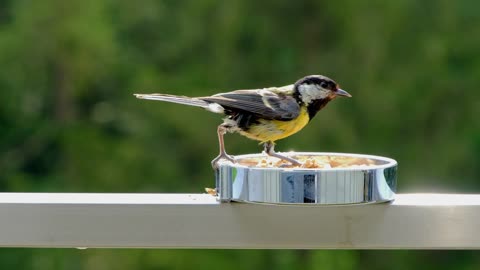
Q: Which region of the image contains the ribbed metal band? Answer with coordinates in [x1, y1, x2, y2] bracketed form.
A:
[216, 152, 397, 205]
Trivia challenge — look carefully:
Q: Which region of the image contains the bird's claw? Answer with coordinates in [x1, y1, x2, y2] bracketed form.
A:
[282, 157, 301, 167]
[263, 151, 301, 167]
[211, 153, 236, 169]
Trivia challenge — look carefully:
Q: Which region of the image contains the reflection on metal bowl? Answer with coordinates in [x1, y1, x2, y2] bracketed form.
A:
[215, 152, 397, 205]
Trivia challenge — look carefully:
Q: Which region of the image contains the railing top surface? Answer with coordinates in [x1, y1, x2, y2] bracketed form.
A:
[0, 193, 479, 249]
[1, 192, 480, 205]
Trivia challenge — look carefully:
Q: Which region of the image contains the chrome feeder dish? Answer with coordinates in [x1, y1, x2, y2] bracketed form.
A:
[215, 152, 397, 205]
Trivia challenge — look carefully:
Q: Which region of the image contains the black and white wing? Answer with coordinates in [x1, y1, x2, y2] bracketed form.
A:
[200, 87, 300, 120]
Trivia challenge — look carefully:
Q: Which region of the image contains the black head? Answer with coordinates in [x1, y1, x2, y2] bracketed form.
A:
[293, 75, 351, 105]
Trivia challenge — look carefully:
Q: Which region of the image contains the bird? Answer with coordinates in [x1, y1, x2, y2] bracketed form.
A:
[134, 75, 351, 168]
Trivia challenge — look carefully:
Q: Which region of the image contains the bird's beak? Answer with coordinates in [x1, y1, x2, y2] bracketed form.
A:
[335, 88, 352, 97]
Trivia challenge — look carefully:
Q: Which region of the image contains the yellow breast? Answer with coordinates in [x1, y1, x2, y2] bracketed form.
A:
[239, 107, 310, 143]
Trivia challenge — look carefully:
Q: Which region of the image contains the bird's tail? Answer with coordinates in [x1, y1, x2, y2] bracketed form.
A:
[134, 93, 210, 108]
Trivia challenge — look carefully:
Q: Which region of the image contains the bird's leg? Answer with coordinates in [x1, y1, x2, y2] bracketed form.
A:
[211, 124, 235, 169]
[264, 141, 301, 166]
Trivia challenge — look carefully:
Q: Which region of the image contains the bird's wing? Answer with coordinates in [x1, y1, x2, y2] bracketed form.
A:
[200, 88, 300, 120]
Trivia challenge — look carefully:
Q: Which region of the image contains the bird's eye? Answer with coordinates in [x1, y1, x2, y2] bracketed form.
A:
[320, 81, 328, 88]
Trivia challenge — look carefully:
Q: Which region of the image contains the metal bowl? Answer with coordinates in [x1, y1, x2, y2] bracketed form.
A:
[215, 152, 397, 205]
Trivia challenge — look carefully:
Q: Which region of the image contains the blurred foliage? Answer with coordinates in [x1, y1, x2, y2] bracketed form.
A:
[0, 0, 479, 269]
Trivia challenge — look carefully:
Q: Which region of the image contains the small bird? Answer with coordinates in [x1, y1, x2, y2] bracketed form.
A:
[135, 75, 351, 168]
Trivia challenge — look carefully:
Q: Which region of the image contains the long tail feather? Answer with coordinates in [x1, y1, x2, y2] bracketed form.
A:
[134, 93, 209, 108]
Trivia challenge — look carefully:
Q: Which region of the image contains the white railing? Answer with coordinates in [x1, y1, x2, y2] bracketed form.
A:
[0, 193, 479, 249]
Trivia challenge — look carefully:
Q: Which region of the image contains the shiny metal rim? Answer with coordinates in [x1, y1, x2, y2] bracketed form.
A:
[215, 152, 397, 205]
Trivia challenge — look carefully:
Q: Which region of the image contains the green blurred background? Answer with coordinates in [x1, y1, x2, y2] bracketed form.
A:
[1, 0, 479, 269]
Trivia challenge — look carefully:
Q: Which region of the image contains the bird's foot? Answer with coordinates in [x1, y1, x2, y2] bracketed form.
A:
[263, 141, 301, 167]
[211, 153, 236, 169]
[265, 151, 301, 167]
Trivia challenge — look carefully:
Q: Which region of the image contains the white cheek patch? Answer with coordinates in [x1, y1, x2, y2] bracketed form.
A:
[298, 84, 330, 104]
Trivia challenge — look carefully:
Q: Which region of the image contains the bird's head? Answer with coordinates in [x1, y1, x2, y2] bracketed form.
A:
[293, 75, 351, 105]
